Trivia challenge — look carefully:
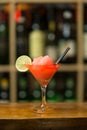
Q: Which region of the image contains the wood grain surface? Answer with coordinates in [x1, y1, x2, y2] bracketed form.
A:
[0, 102, 87, 130]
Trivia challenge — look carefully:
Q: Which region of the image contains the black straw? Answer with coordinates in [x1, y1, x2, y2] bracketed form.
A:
[56, 47, 70, 64]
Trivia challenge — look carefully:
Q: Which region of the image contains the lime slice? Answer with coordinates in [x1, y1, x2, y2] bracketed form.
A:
[15, 55, 32, 72]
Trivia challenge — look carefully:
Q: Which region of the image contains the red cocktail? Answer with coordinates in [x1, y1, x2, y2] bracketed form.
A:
[15, 48, 70, 113]
[26, 64, 60, 86]
[26, 56, 60, 112]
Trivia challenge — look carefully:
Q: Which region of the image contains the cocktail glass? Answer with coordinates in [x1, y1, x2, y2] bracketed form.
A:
[26, 63, 60, 113]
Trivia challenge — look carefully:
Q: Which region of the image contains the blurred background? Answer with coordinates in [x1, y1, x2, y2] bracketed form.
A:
[0, 0, 86, 103]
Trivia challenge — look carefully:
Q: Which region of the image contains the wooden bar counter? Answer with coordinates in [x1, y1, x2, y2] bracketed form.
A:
[0, 102, 87, 130]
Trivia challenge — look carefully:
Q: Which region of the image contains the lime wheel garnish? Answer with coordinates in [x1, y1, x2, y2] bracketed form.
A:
[15, 55, 32, 72]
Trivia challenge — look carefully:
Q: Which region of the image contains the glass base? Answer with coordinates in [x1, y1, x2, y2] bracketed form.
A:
[32, 103, 57, 114]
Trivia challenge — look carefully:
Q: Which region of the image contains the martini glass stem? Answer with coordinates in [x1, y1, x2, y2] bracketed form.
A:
[41, 86, 47, 108]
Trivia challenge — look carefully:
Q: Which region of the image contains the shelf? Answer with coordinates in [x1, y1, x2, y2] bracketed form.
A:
[59, 64, 83, 72]
[0, 64, 85, 72]
[0, 0, 87, 4]
[0, 0, 86, 103]
[14, 0, 78, 3]
[0, 66, 10, 72]
[0, 0, 10, 3]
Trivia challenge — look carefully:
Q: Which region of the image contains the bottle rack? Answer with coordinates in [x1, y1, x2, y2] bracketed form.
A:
[0, 0, 86, 102]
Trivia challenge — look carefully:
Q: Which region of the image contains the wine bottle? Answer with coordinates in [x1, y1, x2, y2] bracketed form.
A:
[0, 73, 9, 102]
[84, 72, 87, 101]
[64, 73, 76, 102]
[83, 5, 87, 63]
[16, 10, 28, 57]
[0, 8, 9, 64]
[45, 5, 57, 61]
[28, 6, 46, 58]
[32, 81, 41, 102]
[47, 78, 59, 102]
[17, 73, 29, 102]
[55, 72, 65, 102]
[56, 4, 77, 63]
[27, 73, 41, 102]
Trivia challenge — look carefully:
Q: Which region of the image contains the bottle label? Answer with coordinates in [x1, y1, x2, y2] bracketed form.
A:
[67, 40, 76, 57]
[29, 29, 45, 58]
[58, 39, 75, 58]
[45, 46, 57, 61]
[63, 23, 71, 38]
[58, 39, 68, 59]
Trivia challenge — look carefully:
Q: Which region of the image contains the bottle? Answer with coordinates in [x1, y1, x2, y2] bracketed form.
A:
[27, 74, 41, 102]
[47, 78, 59, 102]
[56, 4, 77, 63]
[84, 72, 87, 101]
[83, 5, 87, 63]
[16, 10, 28, 57]
[55, 72, 65, 102]
[64, 73, 76, 102]
[45, 5, 57, 61]
[0, 73, 9, 102]
[28, 6, 46, 58]
[32, 81, 41, 102]
[0, 9, 9, 64]
[17, 73, 29, 102]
